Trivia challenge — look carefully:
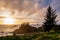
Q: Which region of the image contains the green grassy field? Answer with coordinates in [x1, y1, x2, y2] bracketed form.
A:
[0, 32, 60, 40]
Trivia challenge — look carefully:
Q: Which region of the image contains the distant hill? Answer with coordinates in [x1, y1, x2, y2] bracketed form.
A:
[13, 23, 37, 34]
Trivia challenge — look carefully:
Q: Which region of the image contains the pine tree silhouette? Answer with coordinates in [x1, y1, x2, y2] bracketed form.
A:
[43, 5, 57, 32]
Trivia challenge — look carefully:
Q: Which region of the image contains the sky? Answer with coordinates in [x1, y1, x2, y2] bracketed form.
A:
[0, 0, 60, 32]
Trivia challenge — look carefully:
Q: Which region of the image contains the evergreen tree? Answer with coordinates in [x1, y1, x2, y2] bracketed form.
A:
[43, 5, 57, 32]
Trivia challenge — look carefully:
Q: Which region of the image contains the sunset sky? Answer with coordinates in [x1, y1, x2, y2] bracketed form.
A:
[0, 0, 60, 32]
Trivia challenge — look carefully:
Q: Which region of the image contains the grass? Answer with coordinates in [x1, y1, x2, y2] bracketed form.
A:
[0, 32, 60, 40]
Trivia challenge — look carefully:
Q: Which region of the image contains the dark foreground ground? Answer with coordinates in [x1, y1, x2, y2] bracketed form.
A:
[0, 32, 60, 40]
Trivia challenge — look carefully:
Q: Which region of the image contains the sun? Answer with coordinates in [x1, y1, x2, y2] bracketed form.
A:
[3, 17, 15, 24]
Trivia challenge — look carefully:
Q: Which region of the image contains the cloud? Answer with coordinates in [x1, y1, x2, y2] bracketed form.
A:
[51, 0, 60, 11]
[0, 0, 46, 28]
[0, 0, 47, 18]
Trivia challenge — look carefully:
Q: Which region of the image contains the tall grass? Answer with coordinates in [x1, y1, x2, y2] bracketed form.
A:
[0, 32, 60, 40]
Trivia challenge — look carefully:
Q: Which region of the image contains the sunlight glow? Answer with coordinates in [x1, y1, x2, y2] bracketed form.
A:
[3, 17, 15, 24]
